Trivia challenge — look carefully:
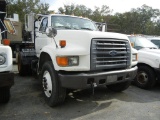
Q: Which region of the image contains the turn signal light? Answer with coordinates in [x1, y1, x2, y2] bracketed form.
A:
[3, 39, 10, 46]
[132, 54, 138, 61]
[56, 57, 68, 66]
[136, 54, 138, 61]
[131, 42, 134, 47]
[59, 40, 66, 48]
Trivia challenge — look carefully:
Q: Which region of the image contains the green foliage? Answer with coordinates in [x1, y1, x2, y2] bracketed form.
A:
[58, 4, 111, 22]
[91, 5, 112, 22]
[6, 1, 160, 36]
[7, 0, 49, 23]
[58, 3, 160, 35]
[108, 5, 160, 35]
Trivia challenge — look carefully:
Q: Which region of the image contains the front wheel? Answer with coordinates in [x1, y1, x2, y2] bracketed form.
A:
[40, 61, 66, 107]
[134, 65, 156, 89]
[107, 81, 131, 92]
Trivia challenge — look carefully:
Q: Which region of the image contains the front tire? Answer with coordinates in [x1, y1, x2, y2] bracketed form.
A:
[134, 65, 156, 89]
[40, 61, 66, 107]
[107, 81, 131, 92]
[0, 87, 10, 103]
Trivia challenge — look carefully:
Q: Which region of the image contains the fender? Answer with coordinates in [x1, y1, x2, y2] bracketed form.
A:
[138, 54, 159, 68]
[40, 43, 90, 71]
[39, 44, 57, 70]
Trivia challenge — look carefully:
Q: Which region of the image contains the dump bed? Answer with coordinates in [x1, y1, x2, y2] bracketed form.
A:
[7, 21, 22, 42]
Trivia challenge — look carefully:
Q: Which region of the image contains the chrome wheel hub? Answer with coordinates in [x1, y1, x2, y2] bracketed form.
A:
[137, 72, 148, 84]
[42, 70, 52, 97]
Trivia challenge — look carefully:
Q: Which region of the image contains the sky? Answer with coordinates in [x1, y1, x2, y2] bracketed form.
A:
[41, 0, 160, 14]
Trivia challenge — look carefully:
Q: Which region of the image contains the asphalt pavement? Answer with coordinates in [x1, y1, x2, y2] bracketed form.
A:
[0, 65, 160, 120]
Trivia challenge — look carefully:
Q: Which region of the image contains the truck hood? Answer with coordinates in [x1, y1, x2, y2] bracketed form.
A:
[54, 30, 129, 55]
[138, 48, 160, 68]
[139, 48, 160, 57]
[55, 30, 129, 41]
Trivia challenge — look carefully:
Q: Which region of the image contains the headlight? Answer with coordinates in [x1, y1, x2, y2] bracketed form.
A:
[56, 56, 79, 67]
[132, 54, 138, 61]
[0, 55, 6, 65]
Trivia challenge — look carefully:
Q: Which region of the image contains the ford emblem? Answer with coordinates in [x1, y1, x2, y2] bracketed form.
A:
[109, 50, 117, 56]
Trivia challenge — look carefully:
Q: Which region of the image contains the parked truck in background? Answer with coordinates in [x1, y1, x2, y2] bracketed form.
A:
[2, 13, 24, 62]
[6, 15, 23, 60]
[17, 13, 138, 107]
[128, 35, 160, 89]
[0, 0, 14, 103]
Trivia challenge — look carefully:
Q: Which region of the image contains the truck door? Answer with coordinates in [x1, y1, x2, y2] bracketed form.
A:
[35, 17, 50, 56]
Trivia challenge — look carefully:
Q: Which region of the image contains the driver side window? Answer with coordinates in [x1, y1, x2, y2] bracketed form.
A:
[39, 17, 48, 32]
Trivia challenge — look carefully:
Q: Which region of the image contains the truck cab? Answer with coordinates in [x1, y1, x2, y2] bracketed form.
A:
[18, 13, 138, 107]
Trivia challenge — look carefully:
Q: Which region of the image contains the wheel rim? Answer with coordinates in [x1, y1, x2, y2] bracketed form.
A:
[137, 71, 148, 84]
[42, 70, 52, 97]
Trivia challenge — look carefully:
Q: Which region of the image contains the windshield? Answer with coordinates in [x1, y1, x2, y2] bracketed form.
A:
[128, 36, 158, 50]
[51, 16, 97, 31]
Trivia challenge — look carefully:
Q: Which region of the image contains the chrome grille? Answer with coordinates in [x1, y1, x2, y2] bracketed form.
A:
[91, 38, 131, 70]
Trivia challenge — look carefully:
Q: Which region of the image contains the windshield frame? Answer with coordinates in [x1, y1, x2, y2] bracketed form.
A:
[51, 15, 98, 31]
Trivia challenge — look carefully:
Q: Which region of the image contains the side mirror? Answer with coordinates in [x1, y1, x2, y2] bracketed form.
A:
[46, 27, 57, 38]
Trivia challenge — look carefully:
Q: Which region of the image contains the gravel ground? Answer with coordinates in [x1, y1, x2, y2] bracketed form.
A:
[0, 65, 160, 120]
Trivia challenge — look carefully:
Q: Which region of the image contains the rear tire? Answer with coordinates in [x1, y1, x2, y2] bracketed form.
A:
[0, 87, 10, 103]
[40, 61, 66, 107]
[18, 52, 31, 76]
[107, 81, 131, 92]
[134, 65, 156, 89]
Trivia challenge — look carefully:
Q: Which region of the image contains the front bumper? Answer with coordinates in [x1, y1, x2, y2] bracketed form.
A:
[0, 72, 14, 87]
[58, 66, 137, 89]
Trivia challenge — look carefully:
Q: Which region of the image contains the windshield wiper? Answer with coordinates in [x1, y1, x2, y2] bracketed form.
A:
[73, 27, 80, 30]
[81, 27, 93, 31]
[148, 47, 157, 49]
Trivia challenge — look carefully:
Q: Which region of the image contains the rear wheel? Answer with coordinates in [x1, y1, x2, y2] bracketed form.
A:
[18, 52, 31, 76]
[134, 65, 156, 89]
[0, 87, 10, 103]
[107, 81, 131, 92]
[41, 61, 66, 107]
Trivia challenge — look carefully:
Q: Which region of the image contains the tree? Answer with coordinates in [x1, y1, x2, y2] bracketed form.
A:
[107, 4, 160, 35]
[74, 5, 92, 17]
[58, 4, 92, 17]
[58, 4, 112, 22]
[7, 0, 49, 23]
[92, 5, 112, 22]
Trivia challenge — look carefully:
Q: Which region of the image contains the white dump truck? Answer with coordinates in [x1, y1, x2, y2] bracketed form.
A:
[18, 13, 138, 107]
